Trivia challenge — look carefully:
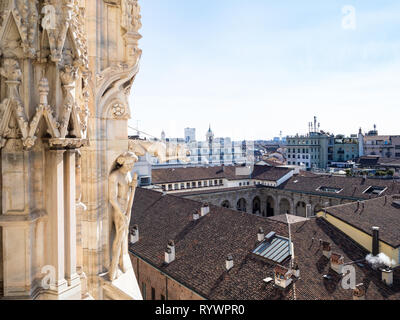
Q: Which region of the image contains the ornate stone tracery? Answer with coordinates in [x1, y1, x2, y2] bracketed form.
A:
[0, 0, 146, 300]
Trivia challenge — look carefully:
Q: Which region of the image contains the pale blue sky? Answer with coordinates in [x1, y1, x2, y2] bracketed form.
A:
[128, 1, 400, 140]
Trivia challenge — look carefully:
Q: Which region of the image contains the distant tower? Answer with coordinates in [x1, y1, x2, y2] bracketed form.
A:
[358, 128, 364, 157]
[206, 124, 214, 144]
[161, 129, 166, 142]
[314, 116, 317, 132]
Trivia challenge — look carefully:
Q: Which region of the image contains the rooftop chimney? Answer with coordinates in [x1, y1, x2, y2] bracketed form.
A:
[130, 225, 139, 244]
[274, 265, 293, 289]
[292, 262, 300, 278]
[381, 267, 393, 286]
[257, 228, 264, 242]
[164, 240, 176, 264]
[193, 210, 200, 221]
[330, 253, 345, 274]
[226, 255, 234, 271]
[201, 203, 210, 216]
[372, 226, 379, 256]
[322, 241, 332, 259]
[353, 283, 366, 300]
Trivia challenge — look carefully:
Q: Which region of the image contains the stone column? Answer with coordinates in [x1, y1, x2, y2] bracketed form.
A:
[75, 151, 89, 298]
[45, 150, 67, 292]
[64, 150, 80, 288]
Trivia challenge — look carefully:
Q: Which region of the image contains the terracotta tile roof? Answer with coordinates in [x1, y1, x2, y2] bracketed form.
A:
[129, 188, 292, 300]
[130, 188, 400, 300]
[325, 195, 400, 248]
[290, 218, 400, 300]
[151, 165, 292, 184]
[357, 156, 400, 167]
[280, 172, 400, 200]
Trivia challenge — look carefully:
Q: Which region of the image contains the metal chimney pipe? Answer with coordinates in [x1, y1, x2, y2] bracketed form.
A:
[372, 226, 379, 256]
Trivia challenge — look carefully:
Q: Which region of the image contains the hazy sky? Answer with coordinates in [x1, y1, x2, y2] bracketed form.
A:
[128, 0, 400, 141]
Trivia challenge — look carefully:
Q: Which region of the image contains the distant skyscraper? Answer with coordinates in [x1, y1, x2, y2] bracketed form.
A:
[184, 128, 196, 143]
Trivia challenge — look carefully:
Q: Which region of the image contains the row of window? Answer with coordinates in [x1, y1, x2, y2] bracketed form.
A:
[161, 179, 224, 191]
[287, 140, 321, 145]
[287, 148, 320, 154]
[142, 282, 165, 300]
[287, 154, 320, 160]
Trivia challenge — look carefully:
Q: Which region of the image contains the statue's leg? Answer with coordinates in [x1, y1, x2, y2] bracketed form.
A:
[119, 233, 127, 273]
[109, 216, 125, 281]
[119, 229, 128, 273]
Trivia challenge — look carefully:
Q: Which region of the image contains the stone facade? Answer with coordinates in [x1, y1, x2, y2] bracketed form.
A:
[130, 254, 204, 300]
[181, 187, 352, 218]
[0, 0, 143, 300]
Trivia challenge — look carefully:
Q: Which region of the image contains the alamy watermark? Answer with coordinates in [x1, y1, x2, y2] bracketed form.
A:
[342, 5, 356, 30]
[41, 265, 56, 290]
[41, 5, 56, 30]
[341, 265, 356, 290]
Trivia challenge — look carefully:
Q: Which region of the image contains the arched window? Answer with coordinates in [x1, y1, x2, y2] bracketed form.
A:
[252, 197, 261, 214]
[237, 198, 247, 212]
[221, 200, 231, 208]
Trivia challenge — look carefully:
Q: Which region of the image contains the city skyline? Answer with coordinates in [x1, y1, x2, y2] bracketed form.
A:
[131, 121, 383, 142]
[128, 0, 400, 140]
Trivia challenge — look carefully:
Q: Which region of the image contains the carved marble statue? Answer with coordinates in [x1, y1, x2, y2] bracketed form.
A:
[108, 152, 138, 281]
[107, 142, 189, 281]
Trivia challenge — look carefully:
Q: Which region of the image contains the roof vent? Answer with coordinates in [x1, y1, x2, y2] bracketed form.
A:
[226, 255, 234, 271]
[201, 203, 210, 216]
[257, 228, 264, 242]
[382, 268, 393, 286]
[322, 241, 331, 259]
[165, 240, 176, 264]
[130, 225, 139, 244]
[292, 262, 300, 278]
[193, 210, 200, 221]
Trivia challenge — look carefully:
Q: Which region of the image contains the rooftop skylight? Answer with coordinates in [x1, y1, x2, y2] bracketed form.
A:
[363, 186, 387, 195]
[253, 234, 291, 264]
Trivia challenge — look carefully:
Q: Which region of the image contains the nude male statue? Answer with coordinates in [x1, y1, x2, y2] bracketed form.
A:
[108, 151, 138, 281]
